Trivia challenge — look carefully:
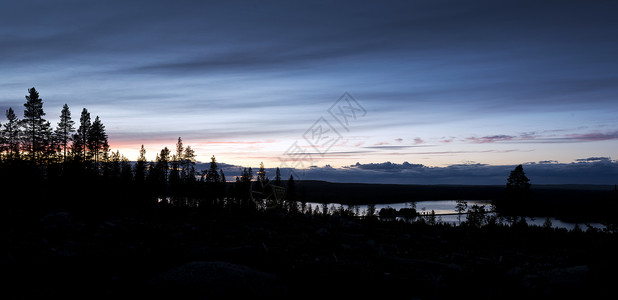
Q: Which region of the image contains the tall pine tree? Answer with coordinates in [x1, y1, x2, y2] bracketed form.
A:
[54, 104, 75, 162]
[72, 108, 91, 161]
[2, 108, 21, 159]
[183, 145, 196, 183]
[87, 116, 109, 167]
[257, 162, 268, 187]
[134, 144, 147, 183]
[22, 87, 52, 164]
[274, 167, 281, 186]
[206, 155, 220, 183]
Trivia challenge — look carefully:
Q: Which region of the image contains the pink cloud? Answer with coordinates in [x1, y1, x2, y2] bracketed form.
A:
[466, 135, 514, 144]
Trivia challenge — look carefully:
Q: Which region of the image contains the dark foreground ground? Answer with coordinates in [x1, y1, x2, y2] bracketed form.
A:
[4, 206, 618, 300]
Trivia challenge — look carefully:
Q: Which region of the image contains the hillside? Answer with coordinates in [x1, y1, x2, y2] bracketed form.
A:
[293, 180, 616, 204]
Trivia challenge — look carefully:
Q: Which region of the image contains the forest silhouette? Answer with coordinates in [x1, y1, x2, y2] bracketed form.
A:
[2, 88, 618, 299]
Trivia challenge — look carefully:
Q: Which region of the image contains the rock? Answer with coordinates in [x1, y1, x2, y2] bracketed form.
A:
[148, 261, 287, 299]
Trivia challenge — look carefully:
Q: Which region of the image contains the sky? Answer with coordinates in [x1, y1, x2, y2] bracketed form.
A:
[1, 0, 618, 184]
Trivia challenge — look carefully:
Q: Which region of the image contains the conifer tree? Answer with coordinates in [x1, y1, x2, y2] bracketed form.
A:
[206, 155, 220, 183]
[257, 161, 268, 187]
[170, 137, 183, 185]
[506, 164, 531, 192]
[274, 167, 281, 186]
[175, 137, 184, 160]
[219, 169, 227, 199]
[87, 116, 109, 166]
[54, 104, 75, 162]
[2, 108, 21, 159]
[134, 144, 147, 183]
[219, 169, 226, 184]
[105, 149, 122, 180]
[156, 147, 171, 183]
[120, 154, 133, 183]
[72, 108, 91, 160]
[22, 87, 52, 163]
[0, 118, 3, 153]
[287, 174, 297, 202]
[183, 145, 196, 182]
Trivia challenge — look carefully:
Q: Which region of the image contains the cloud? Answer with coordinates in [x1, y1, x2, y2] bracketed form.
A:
[565, 132, 618, 142]
[575, 157, 612, 163]
[352, 161, 424, 170]
[538, 160, 558, 164]
[363, 145, 431, 150]
[466, 135, 515, 144]
[249, 158, 618, 185]
[464, 130, 618, 144]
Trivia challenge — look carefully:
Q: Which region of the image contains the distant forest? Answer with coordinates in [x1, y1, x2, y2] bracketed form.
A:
[0, 87, 295, 213]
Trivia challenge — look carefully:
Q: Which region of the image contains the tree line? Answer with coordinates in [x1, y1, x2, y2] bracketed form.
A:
[0, 87, 298, 213]
[1, 87, 109, 166]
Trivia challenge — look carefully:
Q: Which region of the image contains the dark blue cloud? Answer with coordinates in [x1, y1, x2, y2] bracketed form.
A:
[237, 159, 618, 185]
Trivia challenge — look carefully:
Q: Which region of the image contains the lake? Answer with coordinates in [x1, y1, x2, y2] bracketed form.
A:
[303, 200, 605, 231]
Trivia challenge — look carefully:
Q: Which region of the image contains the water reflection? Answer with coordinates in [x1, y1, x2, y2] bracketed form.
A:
[303, 200, 605, 231]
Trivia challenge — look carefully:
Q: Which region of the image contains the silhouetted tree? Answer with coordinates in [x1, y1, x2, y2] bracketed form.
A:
[150, 148, 171, 201]
[0, 118, 3, 154]
[22, 87, 53, 164]
[506, 164, 531, 193]
[206, 155, 220, 183]
[255, 162, 269, 198]
[169, 137, 183, 188]
[235, 167, 253, 207]
[87, 116, 109, 168]
[366, 203, 376, 218]
[286, 174, 297, 202]
[72, 108, 91, 161]
[2, 108, 21, 159]
[54, 104, 75, 162]
[145, 160, 157, 184]
[219, 169, 226, 199]
[465, 205, 487, 228]
[494, 164, 533, 214]
[182, 145, 196, 182]
[543, 217, 553, 229]
[274, 167, 281, 186]
[134, 145, 147, 184]
[120, 154, 133, 183]
[156, 147, 171, 183]
[455, 199, 468, 224]
[105, 150, 122, 180]
[257, 162, 268, 186]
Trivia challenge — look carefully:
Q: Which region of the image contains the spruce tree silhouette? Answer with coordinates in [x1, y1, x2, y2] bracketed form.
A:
[506, 164, 531, 192]
[134, 145, 148, 184]
[22, 87, 53, 164]
[495, 164, 532, 215]
[54, 104, 75, 162]
[73, 108, 91, 162]
[274, 167, 282, 186]
[2, 107, 21, 159]
[87, 116, 109, 168]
